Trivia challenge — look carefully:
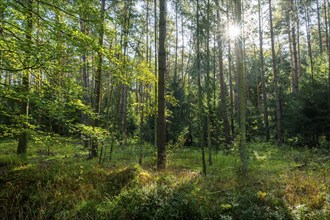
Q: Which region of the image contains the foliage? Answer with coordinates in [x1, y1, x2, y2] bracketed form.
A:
[0, 140, 329, 219]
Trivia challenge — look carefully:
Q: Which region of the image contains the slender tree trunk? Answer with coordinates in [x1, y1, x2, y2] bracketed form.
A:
[290, 0, 299, 93]
[79, 16, 90, 148]
[217, 1, 231, 146]
[197, 0, 207, 176]
[157, 0, 166, 170]
[139, 86, 145, 165]
[317, 0, 323, 54]
[174, 0, 178, 80]
[325, 0, 330, 108]
[154, 0, 158, 148]
[258, 0, 270, 141]
[227, 1, 235, 137]
[305, 3, 314, 88]
[181, 15, 184, 81]
[213, 35, 217, 150]
[206, 0, 212, 166]
[269, 0, 283, 145]
[254, 44, 261, 114]
[235, 0, 247, 176]
[106, 76, 113, 131]
[146, 0, 149, 63]
[120, 2, 131, 142]
[295, 0, 301, 78]
[91, 0, 105, 157]
[17, 0, 33, 155]
[288, 22, 295, 94]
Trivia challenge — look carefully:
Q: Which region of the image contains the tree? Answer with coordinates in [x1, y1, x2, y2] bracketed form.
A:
[157, 0, 166, 170]
[234, 0, 247, 176]
[197, 0, 207, 176]
[269, 0, 282, 145]
[206, 0, 212, 165]
[258, 0, 270, 141]
[216, 0, 231, 146]
[289, 0, 299, 93]
[91, 0, 106, 158]
[17, 0, 33, 155]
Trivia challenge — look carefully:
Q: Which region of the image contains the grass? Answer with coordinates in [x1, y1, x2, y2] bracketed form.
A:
[0, 137, 329, 219]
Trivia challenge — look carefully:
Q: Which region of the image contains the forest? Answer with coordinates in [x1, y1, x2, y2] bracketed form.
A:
[0, 0, 329, 219]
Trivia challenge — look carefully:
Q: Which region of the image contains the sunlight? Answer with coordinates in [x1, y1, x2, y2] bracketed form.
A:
[228, 24, 241, 38]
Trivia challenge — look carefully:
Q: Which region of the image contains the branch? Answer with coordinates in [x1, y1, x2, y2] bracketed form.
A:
[36, 0, 99, 23]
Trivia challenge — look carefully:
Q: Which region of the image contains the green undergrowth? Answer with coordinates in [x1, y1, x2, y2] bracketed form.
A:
[0, 139, 329, 219]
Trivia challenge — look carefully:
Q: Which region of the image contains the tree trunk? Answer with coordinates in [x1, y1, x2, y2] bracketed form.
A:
[227, 2, 235, 136]
[217, 1, 231, 146]
[258, 0, 270, 141]
[206, 0, 212, 166]
[154, 0, 158, 148]
[269, 0, 283, 145]
[317, 0, 323, 54]
[146, 0, 149, 63]
[305, 3, 314, 88]
[91, 0, 105, 158]
[157, 0, 166, 170]
[174, 0, 178, 81]
[325, 0, 330, 108]
[290, 0, 299, 93]
[79, 15, 90, 148]
[235, 0, 247, 176]
[288, 22, 295, 93]
[17, 0, 33, 155]
[254, 45, 260, 115]
[197, 0, 207, 176]
[295, 0, 301, 78]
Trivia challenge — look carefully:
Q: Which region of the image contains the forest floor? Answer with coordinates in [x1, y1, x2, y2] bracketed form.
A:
[0, 138, 329, 219]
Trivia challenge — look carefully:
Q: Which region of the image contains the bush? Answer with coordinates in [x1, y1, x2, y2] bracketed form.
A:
[98, 182, 202, 220]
